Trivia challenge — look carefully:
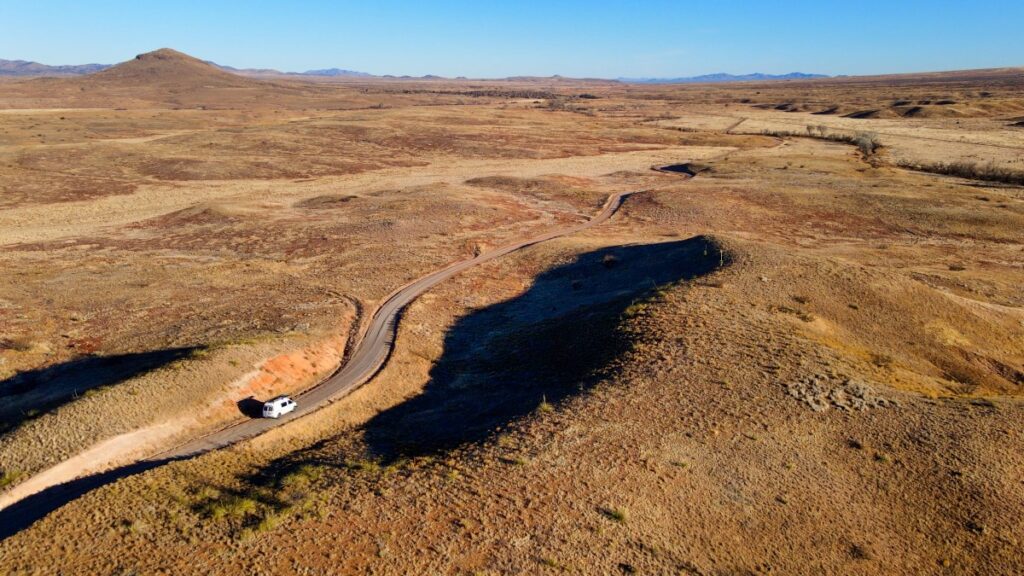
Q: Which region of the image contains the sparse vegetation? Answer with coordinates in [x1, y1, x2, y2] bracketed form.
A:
[2, 48, 1024, 576]
[623, 301, 649, 318]
[0, 469, 22, 489]
[601, 507, 628, 523]
[762, 128, 881, 155]
[189, 461, 334, 539]
[870, 352, 895, 368]
[346, 458, 383, 474]
[537, 395, 554, 413]
[0, 336, 34, 352]
[197, 493, 259, 520]
[897, 160, 1024, 186]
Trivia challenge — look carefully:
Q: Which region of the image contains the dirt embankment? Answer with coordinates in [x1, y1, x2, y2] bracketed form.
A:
[0, 317, 356, 501]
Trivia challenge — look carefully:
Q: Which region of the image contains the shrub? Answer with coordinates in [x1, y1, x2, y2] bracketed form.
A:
[254, 512, 283, 533]
[759, 128, 881, 156]
[854, 132, 881, 156]
[200, 494, 259, 520]
[2, 336, 34, 352]
[278, 463, 325, 489]
[346, 458, 382, 474]
[601, 507, 627, 522]
[0, 469, 22, 489]
[546, 98, 567, 111]
[537, 395, 554, 413]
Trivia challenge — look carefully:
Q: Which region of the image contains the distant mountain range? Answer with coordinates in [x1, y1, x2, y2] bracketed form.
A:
[212, 63, 374, 78]
[0, 59, 111, 77]
[1, 57, 828, 84]
[297, 68, 373, 78]
[618, 72, 829, 84]
[0, 57, 376, 79]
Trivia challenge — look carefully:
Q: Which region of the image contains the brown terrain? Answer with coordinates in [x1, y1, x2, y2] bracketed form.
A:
[0, 50, 1022, 575]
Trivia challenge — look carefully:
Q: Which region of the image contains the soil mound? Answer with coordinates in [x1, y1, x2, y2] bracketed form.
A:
[844, 109, 882, 119]
[295, 194, 359, 208]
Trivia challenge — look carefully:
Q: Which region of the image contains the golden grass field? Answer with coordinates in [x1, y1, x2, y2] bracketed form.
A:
[0, 50, 1022, 574]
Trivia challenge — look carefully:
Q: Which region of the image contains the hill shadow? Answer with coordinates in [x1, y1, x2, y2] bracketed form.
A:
[0, 347, 200, 434]
[364, 236, 723, 459]
[0, 456, 186, 542]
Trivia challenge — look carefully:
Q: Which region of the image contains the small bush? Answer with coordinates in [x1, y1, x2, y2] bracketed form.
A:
[1, 336, 34, 352]
[854, 132, 881, 156]
[601, 507, 627, 523]
[346, 458, 382, 474]
[278, 463, 326, 489]
[254, 512, 283, 533]
[537, 395, 554, 413]
[0, 470, 22, 489]
[200, 494, 259, 520]
[546, 98, 567, 111]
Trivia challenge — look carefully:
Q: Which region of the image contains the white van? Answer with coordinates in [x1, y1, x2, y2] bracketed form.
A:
[262, 395, 297, 418]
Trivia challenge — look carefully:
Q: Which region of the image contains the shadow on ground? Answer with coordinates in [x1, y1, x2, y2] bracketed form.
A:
[0, 237, 724, 542]
[0, 347, 200, 433]
[237, 396, 266, 418]
[0, 456, 186, 542]
[364, 236, 723, 459]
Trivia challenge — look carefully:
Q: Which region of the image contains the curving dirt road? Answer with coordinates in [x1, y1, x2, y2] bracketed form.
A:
[0, 185, 649, 538]
[158, 189, 634, 459]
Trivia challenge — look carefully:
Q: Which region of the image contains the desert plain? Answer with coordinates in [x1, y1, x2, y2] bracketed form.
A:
[0, 49, 1022, 574]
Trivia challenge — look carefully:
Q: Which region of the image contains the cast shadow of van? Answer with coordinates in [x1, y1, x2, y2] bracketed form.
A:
[364, 236, 723, 460]
[237, 396, 266, 418]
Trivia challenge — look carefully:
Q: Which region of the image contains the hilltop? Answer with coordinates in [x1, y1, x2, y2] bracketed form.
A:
[0, 48, 377, 109]
[85, 48, 259, 88]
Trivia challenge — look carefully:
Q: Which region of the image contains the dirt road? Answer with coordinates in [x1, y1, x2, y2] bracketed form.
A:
[158, 189, 634, 458]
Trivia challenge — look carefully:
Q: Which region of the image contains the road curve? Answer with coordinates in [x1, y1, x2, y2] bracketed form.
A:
[159, 189, 634, 458]
[0, 187, 644, 539]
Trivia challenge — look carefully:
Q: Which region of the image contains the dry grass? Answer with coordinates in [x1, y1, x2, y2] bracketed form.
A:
[1, 61, 1023, 575]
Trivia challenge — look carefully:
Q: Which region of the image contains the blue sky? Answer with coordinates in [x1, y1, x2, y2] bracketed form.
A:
[2, 1, 1021, 78]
